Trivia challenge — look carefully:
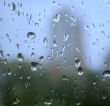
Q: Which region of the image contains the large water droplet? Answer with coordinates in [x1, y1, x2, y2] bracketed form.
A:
[31, 62, 39, 71]
[11, 2, 16, 11]
[17, 53, 24, 62]
[27, 32, 36, 40]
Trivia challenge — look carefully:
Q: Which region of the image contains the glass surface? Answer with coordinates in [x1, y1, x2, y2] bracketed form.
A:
[0, 0, 110, 106]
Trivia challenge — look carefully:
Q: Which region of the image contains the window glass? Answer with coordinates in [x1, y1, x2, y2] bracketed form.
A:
[0, 0, 110, 106]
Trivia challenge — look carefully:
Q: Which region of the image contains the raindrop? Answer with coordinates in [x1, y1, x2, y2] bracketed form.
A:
[75, 58, 81, 68]
[12, 98, 20, 105]
[17, 63, 22, 69]
[77, 67, 83, 73]
[70, 16, 77, 22]
[75, 101, 81, 106]
[31, 62, 39, 71]
[11, 2, 16, 11]
[53, 14, 61, 23]
[27, 32, 36, 40]
[31, 52, 35, 57]
[27, 75, 31, 79]
[52, 41, 57, 47]
[43, 97, 52, 106]
[3, 59, 7, 64]
[7, 54, 10, 58]
[16, 43, 19, 49]
[39, 56, 44, 63]
[62, 75, 69, 81]
[0, 51, 3, 58]
[64, 34, 69, 41]
[102, 91, 107, 100]
[7, 68, 12, 76]
[102, 70, 110, 78]
[17, 53, 24, 62]
[43, 37, 48, 45]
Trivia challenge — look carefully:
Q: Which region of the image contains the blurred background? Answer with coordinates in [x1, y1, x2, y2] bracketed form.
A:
[0, 0, 110, 106]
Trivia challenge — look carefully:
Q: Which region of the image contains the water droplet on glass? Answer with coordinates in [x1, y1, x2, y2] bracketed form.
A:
[8, 68, 12, 76]
[77, 67, 84, 76]
[43, 97, 52, 106]
[27, 32, 36, 40]
[31, 52, 35, 57]
[102, 91, 107, 100]
[0, 51, 3, 58]
[13, 98, 20, 105]
[52, 41, 57, 47]
[102, 70, 110, 78]
[64, 34, 69, 41]
[3, 59, 7, 64]
[16, 43, 19, 49]
[7, 54, 10, 58]
[43, 37, 48, 45]
[70, 16, 77, 22]
[31, 62, 39, 71]
[17, 53, 24, 62]
[62, 75, 69, 81]
[75, 58, 81, 68]
[76, 101, 81, 106]
[39, 56, 44, 63]
[53, 14, 61, 23]
[11, 2, 16, 11]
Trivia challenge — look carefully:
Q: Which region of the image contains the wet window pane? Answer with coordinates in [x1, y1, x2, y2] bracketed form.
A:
[0, 0, 110, 106]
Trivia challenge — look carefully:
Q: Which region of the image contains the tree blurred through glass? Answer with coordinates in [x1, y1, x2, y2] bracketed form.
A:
[0, 0, 110, 106]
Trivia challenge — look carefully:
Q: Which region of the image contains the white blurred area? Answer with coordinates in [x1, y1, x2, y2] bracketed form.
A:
[0, 0, 110, 72]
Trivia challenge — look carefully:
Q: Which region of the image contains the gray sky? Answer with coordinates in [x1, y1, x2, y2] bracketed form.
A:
[0, 0, 110, 71]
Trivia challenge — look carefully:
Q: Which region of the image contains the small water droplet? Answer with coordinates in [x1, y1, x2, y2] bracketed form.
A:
[102, 70, 110, 78]
[8, 68, 12, 76]
[3, 59, 7, 64]
[43, 37, 48, 45]
[31, 52, 35, 57]
[7, 54, 10, 58]
[75, 58, 81, 68]
[0, 51, 3, 58]
[70, 16, 77, 22]
[17, 53, 24, 62]
[62, 75, 69, 81]
[52, 41, 57, 47]
[64, 34, 69, 41]
[102, 91, 107, 100]
[13, 98, 20, 105]
[39, 56, 44, 63]
[16, 43, 19, 49]
[31, 62, 39, 71]
[53, 14, 61, 23]
[43, 97, 52, 106]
